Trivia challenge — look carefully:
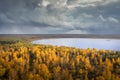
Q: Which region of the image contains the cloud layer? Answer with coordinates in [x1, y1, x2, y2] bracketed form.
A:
[0, 0, 120, 34]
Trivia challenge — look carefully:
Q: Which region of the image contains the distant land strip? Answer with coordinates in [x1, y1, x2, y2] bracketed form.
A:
[0, 34, 120, 41]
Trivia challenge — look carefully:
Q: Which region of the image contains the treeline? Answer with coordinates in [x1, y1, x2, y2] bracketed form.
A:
[0, 39, 29, 44]
[0, 41, 120, 80]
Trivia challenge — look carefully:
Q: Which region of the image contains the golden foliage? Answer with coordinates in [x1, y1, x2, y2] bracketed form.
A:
[0, 41, 120, 80]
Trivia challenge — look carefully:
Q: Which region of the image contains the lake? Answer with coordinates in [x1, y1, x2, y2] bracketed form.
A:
[32, 38, 120, 51]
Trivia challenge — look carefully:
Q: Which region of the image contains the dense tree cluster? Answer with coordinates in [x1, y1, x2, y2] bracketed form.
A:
[0, 40, 120, 80]
[0, 40, 23, 44]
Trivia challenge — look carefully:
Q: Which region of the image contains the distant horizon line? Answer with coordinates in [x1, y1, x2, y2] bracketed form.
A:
[0, 34, 120, 39]
[0, 34, 120, 35]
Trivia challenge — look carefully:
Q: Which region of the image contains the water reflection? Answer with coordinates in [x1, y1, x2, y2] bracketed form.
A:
[32, 38, 120, 51]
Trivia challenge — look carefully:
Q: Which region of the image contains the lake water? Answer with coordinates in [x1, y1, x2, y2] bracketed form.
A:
[32, 38, 120, 51]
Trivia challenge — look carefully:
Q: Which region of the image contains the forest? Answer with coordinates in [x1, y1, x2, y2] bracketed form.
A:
[0, 40, 120, 80]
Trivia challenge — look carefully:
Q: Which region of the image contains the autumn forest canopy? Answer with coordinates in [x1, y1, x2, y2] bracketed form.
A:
[0, 40, 120, 80]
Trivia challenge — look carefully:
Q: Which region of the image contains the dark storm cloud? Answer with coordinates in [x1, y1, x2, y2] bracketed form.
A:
[0, 0, 120, 34]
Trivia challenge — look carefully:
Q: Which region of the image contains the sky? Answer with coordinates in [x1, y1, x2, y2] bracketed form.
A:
[0, 0, 120, 34]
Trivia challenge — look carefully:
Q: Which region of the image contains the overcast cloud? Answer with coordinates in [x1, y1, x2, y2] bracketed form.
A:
[0, 0, 120, 34]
